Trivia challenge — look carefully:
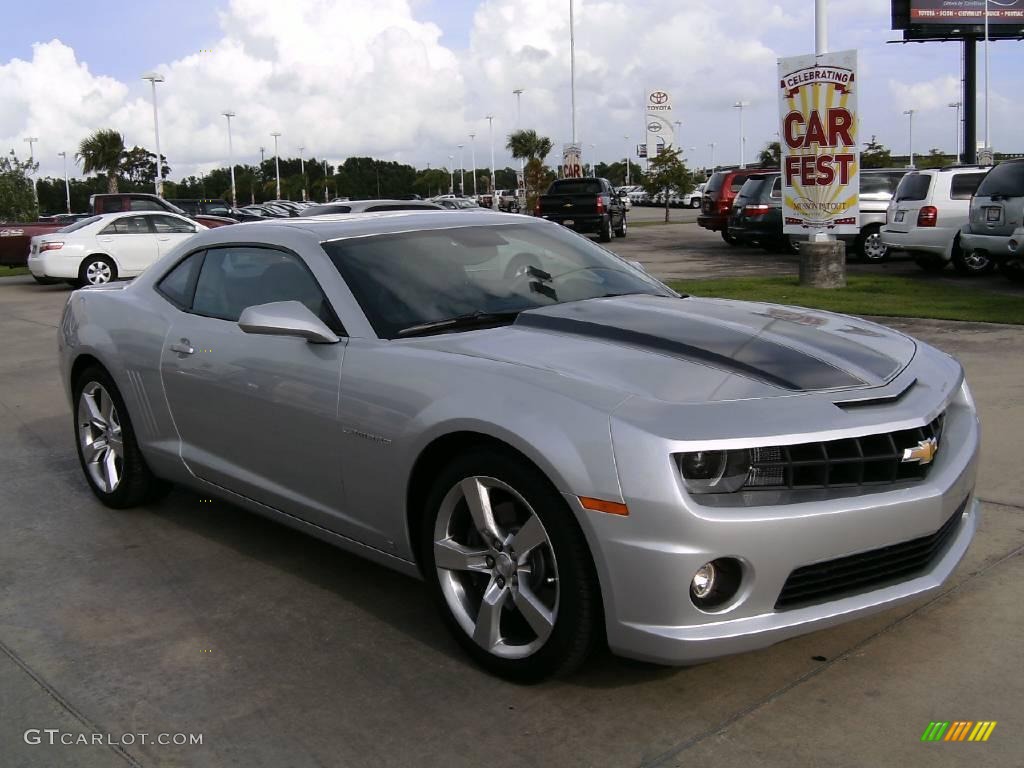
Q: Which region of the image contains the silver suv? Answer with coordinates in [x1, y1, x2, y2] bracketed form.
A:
[881, 167, 989, 274]
[960, 159, 1024, 282]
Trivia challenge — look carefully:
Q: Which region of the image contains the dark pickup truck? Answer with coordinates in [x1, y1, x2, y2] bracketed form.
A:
[535, 177, 627, 242]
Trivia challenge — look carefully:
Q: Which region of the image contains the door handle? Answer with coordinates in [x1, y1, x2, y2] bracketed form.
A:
[169, 339, 194, 356]
[157, 236, 171, 241]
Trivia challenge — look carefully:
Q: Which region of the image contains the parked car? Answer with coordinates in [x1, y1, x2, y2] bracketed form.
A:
[536, 177, 627, 241]
[1, 220, 71, 272]
[494, 189, 520, 212]
[628, 188, 650, 206]
[28, 211, 205, 287]
[167, 198, 232, 216]
[613, 187, 634, 211]
[90, 193, 234, 229]
[786, 169, 909, 262]
[304, 200, 443, 215]
[699, 168, 770, 244]
[728, 172, 790, 251]
[960, 159, 1024, 282]
[433, 198, 481, 210]
[59, 211, 979, 680]
[682, 183, 705, 209]
[881, 167, 990, 274]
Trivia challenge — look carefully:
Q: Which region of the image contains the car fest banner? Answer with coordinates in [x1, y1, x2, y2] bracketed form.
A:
[778, 50, 860, 235]
[645, 89, 673, 160]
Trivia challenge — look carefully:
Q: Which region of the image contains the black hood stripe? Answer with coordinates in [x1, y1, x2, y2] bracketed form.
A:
[515, 312, 866, 391]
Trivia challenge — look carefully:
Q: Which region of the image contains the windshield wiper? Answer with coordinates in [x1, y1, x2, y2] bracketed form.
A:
[396, 310, 522, 338]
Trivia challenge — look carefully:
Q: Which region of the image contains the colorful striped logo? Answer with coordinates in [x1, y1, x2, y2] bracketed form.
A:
[921, 721, 997, 742]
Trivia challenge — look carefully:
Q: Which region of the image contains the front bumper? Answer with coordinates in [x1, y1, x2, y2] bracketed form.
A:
[585, 378, 979, 665]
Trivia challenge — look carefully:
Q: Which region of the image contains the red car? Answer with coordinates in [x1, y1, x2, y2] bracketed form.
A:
[1, 221, 69, 274]
[698, 168, 776, 245]
[90, 193, 235, 229]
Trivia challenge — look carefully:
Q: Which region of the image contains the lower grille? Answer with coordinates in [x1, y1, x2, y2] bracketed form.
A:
[775, 499, 967, 609]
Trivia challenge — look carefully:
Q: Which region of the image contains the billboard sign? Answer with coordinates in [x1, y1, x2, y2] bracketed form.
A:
[645, 89, 674, 161]
[778, 50, 860, 235]
[909, 0, 1024, 25]
[562, 143, 583, 178]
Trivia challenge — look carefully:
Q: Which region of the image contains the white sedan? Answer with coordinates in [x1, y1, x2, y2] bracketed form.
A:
[28, 212, 207, 287]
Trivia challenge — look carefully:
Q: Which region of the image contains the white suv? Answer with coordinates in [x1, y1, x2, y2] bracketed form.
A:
[881, 167, 990, 274]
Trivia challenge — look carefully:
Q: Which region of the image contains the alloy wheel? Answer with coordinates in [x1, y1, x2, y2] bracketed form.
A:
[433, 476, 559, 659]
[862, 231, 888, 262]
[961, 250, 991, 273]
[77, 382, 123, 493]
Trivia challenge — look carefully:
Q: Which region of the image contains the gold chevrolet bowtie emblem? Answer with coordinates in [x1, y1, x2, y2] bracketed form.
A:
[902, 437, 938, 465]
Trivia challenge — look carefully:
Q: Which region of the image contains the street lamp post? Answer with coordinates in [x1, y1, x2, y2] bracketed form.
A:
[709, 142, 717, 170]
[673, 121, 682, 149]
[623, 136, 631, 185]
[447, 155, 454, 195]
[24, 137, 38, 204]
[469, 133, 477, 197]
[57, 151, 71, 213]
[513, 88, 524, 206]
[732, 101, 749, 168]
[949, 101, 962, 164]
[569, 0, 577, 144]
[270, 132, 282, 199]
[141, 72, 165, 196]
[984, 0, 990, 157]
[299, 146, 306, 201]
[903, 109, 915, 167]
[323, 160, 329, 201]
[457, 143, 465, 195]
[485, 116, 496, 200]
[222, 111, 237, 209]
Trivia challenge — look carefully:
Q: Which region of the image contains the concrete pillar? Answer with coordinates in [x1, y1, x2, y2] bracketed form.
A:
[799, 240, 847, 288]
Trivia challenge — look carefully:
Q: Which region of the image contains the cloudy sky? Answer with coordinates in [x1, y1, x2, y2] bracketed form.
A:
[2, 0, 1020, 181]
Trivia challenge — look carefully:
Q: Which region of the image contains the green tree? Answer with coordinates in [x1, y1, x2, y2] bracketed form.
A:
[594, 160, 643, 187]
[0, 153, 39, 222]
[77, 129, 126, 193]
[640, 147, 694, 223]
[917, 148, 952, 170]
[861, 136, 893, 169]
[119, 146, 170, 187]
[759, 140, 781, 167]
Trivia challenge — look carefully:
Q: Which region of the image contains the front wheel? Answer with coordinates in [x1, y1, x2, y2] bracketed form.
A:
[422, 449, 600, 681]
[854, 224, 889, 263]
[691, 198, 701, 209]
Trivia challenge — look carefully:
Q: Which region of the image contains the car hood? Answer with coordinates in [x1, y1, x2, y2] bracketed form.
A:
[414, 295, 917, 404]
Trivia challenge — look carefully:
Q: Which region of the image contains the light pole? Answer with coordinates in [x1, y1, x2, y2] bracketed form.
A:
[624, 135, 630, 185]
[298, 145, 306, 201]
[469, 133, 477, 197]
[709, 142, 717, 170]
[673, 121, 682, 149]
[447, 155, 454, 195]
[569, 0, 577, 144]
[949, 101, 962, 164]
[57, 151, 70, 213]
[513, 88, 524, 203]
[732, 101, 749, 168]
[270, 132, 282, 199]
[485, 115, 496, 200]
[323, 160, 329, 201]
[222, 111, 237, 209]
[903, 109, 915, 167]
[984, 0, 990, 157]
[457, 143, 465, 195]
[141, 72, 165, 196]
[24, 137, 38, 204]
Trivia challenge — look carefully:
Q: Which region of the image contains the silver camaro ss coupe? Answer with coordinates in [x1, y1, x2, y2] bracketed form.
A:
[59, 211, 979, 680]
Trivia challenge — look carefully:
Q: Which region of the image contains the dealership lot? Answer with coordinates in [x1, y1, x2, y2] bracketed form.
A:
[2, 228, 1023, 767]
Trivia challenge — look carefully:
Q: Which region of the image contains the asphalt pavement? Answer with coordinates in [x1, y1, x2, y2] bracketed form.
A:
[1, 224, 1021, 767]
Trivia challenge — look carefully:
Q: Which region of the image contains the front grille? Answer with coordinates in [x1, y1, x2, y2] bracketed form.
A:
[745, 414, 944, 491]
[775, 498, 967, 609]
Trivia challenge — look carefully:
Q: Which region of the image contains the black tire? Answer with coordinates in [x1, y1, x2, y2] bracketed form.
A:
[614, 215, 627, 238]
[914, 254, 948, 273]
[951, 239, 995, 276]
[854, 224, 889, 263]
[691, 198, 701, 209]
[598, 215, 612, 242]
[999, 259, 1024, 283]
[721, 229, 740, 246]
[72, 365, 167, 508]
[78, 255, 117, 287]
[32, 274, 62, 285]
[421, 448, 600, 682]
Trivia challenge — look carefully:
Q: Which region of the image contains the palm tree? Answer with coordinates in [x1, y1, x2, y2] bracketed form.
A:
[506, 130, 554, 212]
[77, 129, 126, 193]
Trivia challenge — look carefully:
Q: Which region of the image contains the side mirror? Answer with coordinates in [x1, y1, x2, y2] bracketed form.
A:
[238, 301, 340, 344]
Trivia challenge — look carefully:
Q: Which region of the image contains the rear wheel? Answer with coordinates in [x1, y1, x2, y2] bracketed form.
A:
[598, 215, 613, 242]
[855, 224, 889, 263]
[691, 198, 701, 209]
[914, 254, 948, 273]
[78, 255, 117, 287]
[422, 449, 600, 681]
[721, 229, 740, 246]
[614, 215, 627, 238]
[951, 239, 995, 275]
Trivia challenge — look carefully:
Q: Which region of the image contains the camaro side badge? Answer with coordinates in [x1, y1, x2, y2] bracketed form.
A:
[902, 437, 938, 466]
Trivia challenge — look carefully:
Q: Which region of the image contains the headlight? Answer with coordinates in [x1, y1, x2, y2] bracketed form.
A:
[676, 450, 751, 494]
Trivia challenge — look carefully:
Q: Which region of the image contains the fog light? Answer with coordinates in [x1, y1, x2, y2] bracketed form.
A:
[690, 557, 743, 610]
[691, 562, 716, 599]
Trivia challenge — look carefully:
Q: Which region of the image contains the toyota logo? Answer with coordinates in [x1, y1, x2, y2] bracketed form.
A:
[647, 122, 662, 133]
[650, 91, 669, 104]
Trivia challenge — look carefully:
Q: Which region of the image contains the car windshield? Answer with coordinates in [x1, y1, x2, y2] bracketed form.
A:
[322, 222, 675, 338]
[59, 215, 102, 232]
[736, 177, 767, 202]
[894, 173, 931, 201]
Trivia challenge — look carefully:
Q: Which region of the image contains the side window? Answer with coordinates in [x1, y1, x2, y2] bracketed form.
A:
[770, 178, 783, 198]
[103, 198, 125, 213]
[191, 247, 342, 332]
[130, 199, 165, 211]
[156, 251, 204, 309]
[99, 216, 151, 235]
[950, 173, 986, 200]
[151, 215, 196, 234]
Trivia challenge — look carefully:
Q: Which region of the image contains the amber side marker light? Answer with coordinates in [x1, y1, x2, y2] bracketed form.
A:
[578, 496, 629, 516]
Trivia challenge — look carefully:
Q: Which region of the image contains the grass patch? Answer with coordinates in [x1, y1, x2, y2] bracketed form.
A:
[0, 266, 30, 278]
[667, 274, 1024, 325]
